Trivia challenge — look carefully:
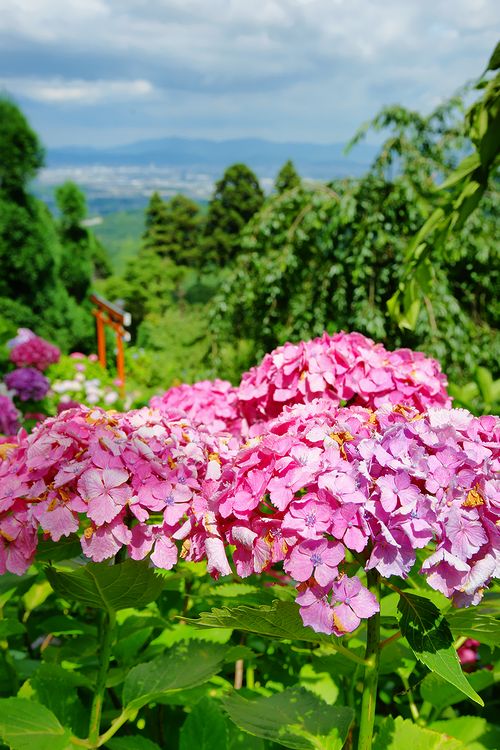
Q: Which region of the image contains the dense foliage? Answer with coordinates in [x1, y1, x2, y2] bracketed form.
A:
[209, 96, 499, 386]
[0, 100, 109, 353]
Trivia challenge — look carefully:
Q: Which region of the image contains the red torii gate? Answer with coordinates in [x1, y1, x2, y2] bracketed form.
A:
[90, 294, 131, 398]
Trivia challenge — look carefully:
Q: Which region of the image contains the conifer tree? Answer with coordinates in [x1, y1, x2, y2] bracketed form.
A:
[275, 159, 301, 194]
[55, 181, 93, 301]
[203, 163, 264, 265]
[143, 191, 171, 254]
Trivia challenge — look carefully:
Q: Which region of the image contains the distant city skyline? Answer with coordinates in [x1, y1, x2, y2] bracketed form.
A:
[1, 0, 498, 148]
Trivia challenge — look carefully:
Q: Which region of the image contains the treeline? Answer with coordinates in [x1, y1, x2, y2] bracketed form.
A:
[100, 90, 498, 393]
[1, 45, 498, 400]
[0, 98, 111, 351]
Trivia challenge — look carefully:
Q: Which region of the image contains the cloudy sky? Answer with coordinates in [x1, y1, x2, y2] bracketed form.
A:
[0, 0, 498, 148]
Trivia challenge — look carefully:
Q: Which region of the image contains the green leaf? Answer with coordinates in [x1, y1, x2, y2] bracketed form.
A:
[420, 670, 496, 715]
[106, 737, 162, 750]
[438, 153, 481, 190]
[38, 614, 97, 636]
[123, 640, 229, 711]
[430, 717, 500, 750]
[36, 535, 83, 562]
[211, 583, 262, 598]
[0, 619, 26, 638]
[0, 698, 76, 750]
[193, 600, 333, 644]
[227, 723, 264, 750]
[445, 608, 500, 647]
[486, 41, 500, 70]
[476, 367, 494, 404]
[222, 687, 354, 750]
[374, 716, 465, 750]
[149, 622, 232, 650]
[180, 697, 228, 750]
[396, 592, 483, 705]
[45, 559, 165, 612]
[0, 573, 37, 605]
[299, 663, 339, 705]
[26, 663, 90, 736]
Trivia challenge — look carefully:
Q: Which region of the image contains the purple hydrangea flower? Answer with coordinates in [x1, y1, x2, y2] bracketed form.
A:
[0, 394, 20, 436]
[5, 368, 50, 402]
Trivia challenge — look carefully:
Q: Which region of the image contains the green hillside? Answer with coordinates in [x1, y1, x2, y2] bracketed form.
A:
[93, 208, 145, 273]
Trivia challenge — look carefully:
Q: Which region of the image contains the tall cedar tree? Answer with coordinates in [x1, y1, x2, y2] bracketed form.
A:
[203, 163, 264, 266]
[142, 191, 171, 255]
[0, 98, 94, 350]
[55, 181, 94, 301]
[275, 160, 301, 194]
[143, 192, 202, 265]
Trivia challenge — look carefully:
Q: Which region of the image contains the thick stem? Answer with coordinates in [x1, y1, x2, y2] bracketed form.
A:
[87, 609, 116, 747]
[357, 570, 380, 750]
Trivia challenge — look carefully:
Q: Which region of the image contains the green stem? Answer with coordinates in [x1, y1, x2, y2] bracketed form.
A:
[357, 570, 380, 750]
[96, 710, 132, 747]
[400, 674, 420, 722]
[87, 609, 116, 747]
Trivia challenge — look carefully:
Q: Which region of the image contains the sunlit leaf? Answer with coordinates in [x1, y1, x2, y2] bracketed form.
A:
[222, 687, 354, 750]
[397, 592, 482, 705]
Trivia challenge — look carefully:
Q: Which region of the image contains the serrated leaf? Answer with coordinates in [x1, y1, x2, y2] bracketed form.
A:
[123, 640, 229, 711]
[222, 687, 354, 750]
[374, 716, 465, 750]
[192, 600, 333, 644]
[45, 559, 165, 612]
[445, 608, 500, 647]
[106, 736, 162, 750]
[397, 593, 483, 705]
[180, 697, 228, 750]
[0, 697, 76, 750]
[430, 716, 500, 750]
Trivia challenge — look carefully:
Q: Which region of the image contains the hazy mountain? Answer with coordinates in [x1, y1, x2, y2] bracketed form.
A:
[46, 136, 377, 178]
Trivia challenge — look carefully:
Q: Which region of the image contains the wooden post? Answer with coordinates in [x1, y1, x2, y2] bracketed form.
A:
[94, 310, 107, 368]
[90, 294, 130, 401]
[115, 328, 126, 400]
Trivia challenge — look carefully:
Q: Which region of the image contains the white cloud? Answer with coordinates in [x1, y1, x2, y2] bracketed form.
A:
[0, 0, 498, 144]
[0, 77, 154, 104]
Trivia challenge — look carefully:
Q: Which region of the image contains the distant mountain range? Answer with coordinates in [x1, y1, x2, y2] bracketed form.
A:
[47, 136, 377, 179]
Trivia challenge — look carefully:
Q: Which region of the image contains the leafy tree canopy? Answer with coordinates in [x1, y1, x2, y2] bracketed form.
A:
[210, 88, 499, 384]
[0, 97, 45, 196]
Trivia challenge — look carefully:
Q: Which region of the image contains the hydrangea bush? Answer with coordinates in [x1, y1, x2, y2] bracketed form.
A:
[0, 331, 498, 750]
[0, 331, 123, 437]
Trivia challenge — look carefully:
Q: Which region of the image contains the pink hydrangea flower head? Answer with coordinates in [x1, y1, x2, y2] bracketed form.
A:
[237, 331, 450, 426]
[150, 379, 242, 437]
[0, 405, 232, 574]
[214, 399, 499, 635]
